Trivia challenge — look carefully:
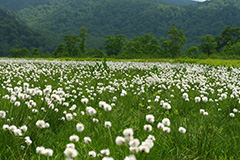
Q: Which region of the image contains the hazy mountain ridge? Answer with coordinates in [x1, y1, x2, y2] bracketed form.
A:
[0, 0, 240, 54]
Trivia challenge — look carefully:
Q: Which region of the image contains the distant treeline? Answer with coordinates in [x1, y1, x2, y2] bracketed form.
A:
[9, 26, 240, 59]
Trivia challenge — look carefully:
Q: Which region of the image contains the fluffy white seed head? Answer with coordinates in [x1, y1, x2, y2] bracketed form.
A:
[123, 128, 134, 137]
[64, 148, 78, 158]
[100, 148, 110, 156]
[89, 151, 96, 158]
[146, 114, 155, 123]
[115, 136, 125, 145]
[76, 123, 84, 132]
[162, 118, 170, 126]
[69, 135, 79, 142]
[144, 124, 152, 132]
[105, 121, 112, 128]
[178, 127, 186, 133]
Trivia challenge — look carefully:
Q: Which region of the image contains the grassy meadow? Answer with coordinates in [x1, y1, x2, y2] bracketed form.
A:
[0, 58, 240, 159]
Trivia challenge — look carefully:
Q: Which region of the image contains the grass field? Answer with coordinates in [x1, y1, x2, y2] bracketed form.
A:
[0, 59, 240, 159]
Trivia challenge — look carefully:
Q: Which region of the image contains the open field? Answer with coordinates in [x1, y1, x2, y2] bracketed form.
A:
[0, 59, 240, 159]
[7, 57, 240, 67]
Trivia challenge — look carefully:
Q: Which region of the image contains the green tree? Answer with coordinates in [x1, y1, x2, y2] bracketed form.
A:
[167, 27, 187, 58]
[133, 34, 160, 56]
[216, 26, 240, 51]
[199, 34, 217, 56]
[53, 43, 65, 57]
[87, 48, 105, 58]
[159, 38, 171, 57]
[21, 47, 30, 57]
[64, 35, 79, 56]
[186, 46, 198, 58]
[32, 48, 40, 57]
[9, 45, 21, 57]
[223, 42, 240, 56]
[104, 34, 126, 56]
[79, 27, 88, 55]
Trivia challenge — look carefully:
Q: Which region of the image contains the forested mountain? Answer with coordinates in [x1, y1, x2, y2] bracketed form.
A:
[0, 7, 57, 56]
[154, 0, 197, 6]
[0, 0, 240, 55]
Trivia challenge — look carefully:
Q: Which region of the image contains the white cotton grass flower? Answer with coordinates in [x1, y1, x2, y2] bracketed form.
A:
[0, 111, 6, 118]
[36, 146, 45, 154]
[162, 102, 171, 109]
[233, 108, 238, 113]
[203, 112, 208, 116]
[25, 136, 32, 145]
[163, 127, 171, 133]
[3, 124, 9, 131]
[115, 136, 125, 145]
[157, 122, 164, 129]
[162, 118, 170, 126]
[92, 118, 99, 123]
[178, 127, 186, 133]
[36, 120, 46, 128]
[124, 154, 136, 160]
[202, 96, 208, 102]
[195, 97, 201, 102]
[89, 151, 96, 158]
[144, 124, 152, 131]
[105, 121, 112, 128]
[81, 98, 89, 104]
[221, 93, 227, 100]
[230, 113, 235, 117]
[43, 148, 53, 156]
[138, 145, 150, 153]
[64, 148, 78, 158]
[76, 123, 84, 132]
[182, 93, 188, 99]
[45, 123, 50, 128]
[129, 139, 140, 147]
[9, 125, 17, 131]
[142, 139, 154, 149]
[14, 101, 20, 107]
[69, 135, 79, 142]
[84, 137, 92, 143]
[200, 109, 205, 114]
[13, 129, 22, 136]
[103, 104, 112, 111]
[86, 107, 97, 116]
[123, 128, 134, 137]
[146, 114, 155, 123]
[99, 101, 106, 108]
[100, 148, 110, 156]
[147, 135, 156, 141]
[66, 113, 73, 121]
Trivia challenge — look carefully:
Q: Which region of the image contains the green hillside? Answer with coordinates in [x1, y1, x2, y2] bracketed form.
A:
[155, 0, 197, 6]
[0, 0, 240, 54]
[0, 7, 58, 56]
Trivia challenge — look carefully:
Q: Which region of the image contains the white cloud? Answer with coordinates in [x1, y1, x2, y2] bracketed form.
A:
[192, 0, 209, 2]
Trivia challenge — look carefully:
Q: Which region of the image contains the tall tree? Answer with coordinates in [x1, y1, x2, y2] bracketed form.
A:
[167, 26, 187, 57]
[104, 34, 125, 56]
[79, 27, 88, 54]
[53, 43, 65, 57]
[216, 26, 240, 51]
[199, 34, 217, 56]
[32, 48, 40, 57]
[64, 35, 78, 56]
